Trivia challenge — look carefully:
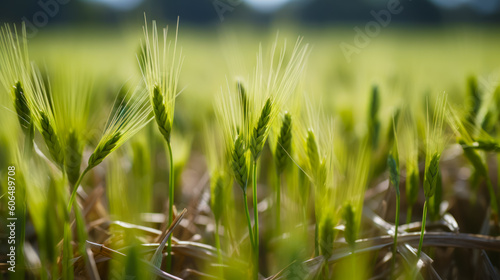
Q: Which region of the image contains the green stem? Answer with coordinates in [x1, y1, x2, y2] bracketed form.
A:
[276, 171, 281, 234]
[417, 199, 428, 259]
[323, 261, 330, 279]
[67, 167, 90, 213]
[215, 222, 223, 278]
[486, 178, 498, 217]
[252, 161, 259, 279]
[406, 206, 413, 225]
[166, 140, 175, 272]
[392, 190, 400, 277]
[243, 192, 255, 249]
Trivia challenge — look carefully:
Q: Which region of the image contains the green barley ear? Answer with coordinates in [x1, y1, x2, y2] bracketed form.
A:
[466, 76, 481, 124]
[65, 130, 83, 186]
[423, 93, 448, 199]
[319, 214, 335, 259]
[423, 153, 440, 198]
[211, 174, 225, 223]
[152, 85, 172, 142]
[13, 81, 32, 135]
[140, 18, 182, 144]
[231, 133, 249, 191]
[368, 85, 381, 149]
[87, 85, 152, 171]
[306, 129, 320, 172]
[343, 203, 357, 251]
[250, 97, 273, 161]
[88, 132, 121, 169]
[275, 112, 292, 173]
[40, 111, 64, 167]
[387, 152, 399, 192]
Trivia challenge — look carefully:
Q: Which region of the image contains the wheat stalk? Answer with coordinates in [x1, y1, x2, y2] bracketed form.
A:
[140, 18, 183, 271]
[418, 92, 448, 259]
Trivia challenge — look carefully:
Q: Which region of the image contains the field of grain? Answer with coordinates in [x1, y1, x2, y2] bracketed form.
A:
[2, 20, 500, 279]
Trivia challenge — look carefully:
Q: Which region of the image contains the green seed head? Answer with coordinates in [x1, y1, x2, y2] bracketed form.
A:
[306, 129, 320, 171]
[211, 174, 225, 223]
[250, 97, 272, 161]
[13, 81, 32, 135]
[88, 132, 121, 169]
[40, 111, 64, 168]
[65, 130, 83, 186]
[467, 76, 481, 123]
[152, 85, 172, 143]
[319, 214, 335, 258]
[343, 203, 357, 250]
[231, 134, 249, 191]
[387, 152, 400, 193]
[423, 153, 440, 198]
[275, 112, 292, 174]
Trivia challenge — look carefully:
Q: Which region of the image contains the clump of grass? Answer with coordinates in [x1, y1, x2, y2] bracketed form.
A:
[448, 106, 499, 218]
[295, 100, 328, 256]
[397, 108, 420, 224]
[417, 93, 448, 259]
[204, 121, 234, 277]
[139, 17, 183, 271]
[216, 80, 254, 273]
[217, 38, 308, 278]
